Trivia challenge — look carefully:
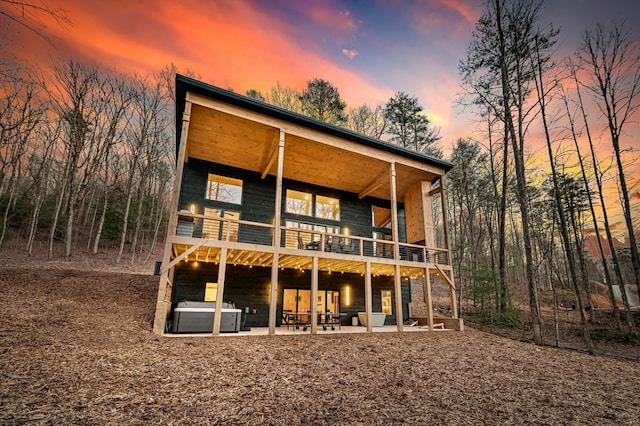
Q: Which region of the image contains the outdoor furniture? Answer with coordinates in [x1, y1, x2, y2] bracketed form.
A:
[357, 312, 386, 327]
[281, 310, 296, 329]
[299, 233, 320, 250]
[319, 312, 347, 330]
[325, 237, 341, 253]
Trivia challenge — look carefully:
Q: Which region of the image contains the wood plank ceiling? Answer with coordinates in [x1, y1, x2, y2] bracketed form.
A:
[185, 103, 440, 202]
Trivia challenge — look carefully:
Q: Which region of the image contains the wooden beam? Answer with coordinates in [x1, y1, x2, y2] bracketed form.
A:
[433, 264, 458, 319]
[162, 240, 207, 273]
[358, 169, 388, 199]
[365, 261, 373, 333]
[310, 256, 319, 334]
[261, 135, 280, 179]
[389, 162, 404, 332]
[212, 247, 228, 335]
[433, 264, 455, 289]
[268, 130, 285, 334]
[186, 92, 433, 167]
[424, 268, 434, 331]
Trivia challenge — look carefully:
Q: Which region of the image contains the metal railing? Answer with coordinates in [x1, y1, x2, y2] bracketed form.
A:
[174, 212, 448, 266]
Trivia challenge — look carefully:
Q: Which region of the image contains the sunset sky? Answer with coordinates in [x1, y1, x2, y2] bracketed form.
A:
[2, 0, 639, 236]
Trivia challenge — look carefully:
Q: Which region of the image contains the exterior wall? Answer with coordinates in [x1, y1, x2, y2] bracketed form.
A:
[178, 158, 406, 243]
[171, 263, 410, 327]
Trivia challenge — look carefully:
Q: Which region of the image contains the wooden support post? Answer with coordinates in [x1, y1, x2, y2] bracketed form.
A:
[389, 162, 403, 331]
[434, 264, 458, 320]
[269, 253, 279, 335]
[394, 265, 403, 331]
[311, 256, 319, 334]
[153, 101, 192, 335]
[365, 261, 373, 333]
[268, 130, 285, 334]
[212, 247, 228, 335]
[425, 268, 434, 330]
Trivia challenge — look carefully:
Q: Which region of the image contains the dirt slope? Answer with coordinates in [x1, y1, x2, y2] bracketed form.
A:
[1, 266, 640, 425]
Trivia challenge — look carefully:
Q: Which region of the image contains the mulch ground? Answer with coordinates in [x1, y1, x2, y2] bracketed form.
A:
[1, 266, 640, 425]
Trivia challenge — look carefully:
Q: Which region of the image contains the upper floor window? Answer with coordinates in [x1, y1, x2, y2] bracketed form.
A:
[286, 190, 312, 216]
[316, 195, 340, 221]
[372, 206, 392, 229]
[286, 190, 340, 221]
[206, 174, 243, 204]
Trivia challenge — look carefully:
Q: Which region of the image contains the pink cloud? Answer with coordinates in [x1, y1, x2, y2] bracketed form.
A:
[341, 48, 358, 59]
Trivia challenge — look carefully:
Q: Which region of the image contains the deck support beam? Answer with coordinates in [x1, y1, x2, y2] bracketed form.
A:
[311, 256, 319, 334]
[390, 162, 403, 331]
[268, 130, 285, 334]
[424, 268, 434, 330]
[212, 247, 228, 335]
[365, 261, 373, 333]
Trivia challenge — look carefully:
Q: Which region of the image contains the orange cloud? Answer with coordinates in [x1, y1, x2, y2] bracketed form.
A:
[433, 0, 480, 24]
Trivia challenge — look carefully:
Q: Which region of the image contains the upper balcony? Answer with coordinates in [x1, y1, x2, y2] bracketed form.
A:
[168, 211, 451, 278]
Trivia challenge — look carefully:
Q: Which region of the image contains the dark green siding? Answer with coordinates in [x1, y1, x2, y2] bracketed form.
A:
[172, 263, 410, 327]
[179, 158, 405, 243]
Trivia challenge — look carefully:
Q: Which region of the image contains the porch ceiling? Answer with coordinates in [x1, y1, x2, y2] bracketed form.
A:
[171, 243, 428, 278]
[185, 103, 439, 202]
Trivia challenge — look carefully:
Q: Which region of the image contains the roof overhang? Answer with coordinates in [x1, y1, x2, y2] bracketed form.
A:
[175, 74, 453, 202]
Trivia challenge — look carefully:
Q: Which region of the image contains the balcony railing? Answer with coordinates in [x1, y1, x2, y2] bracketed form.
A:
[174, 212, 448, 266]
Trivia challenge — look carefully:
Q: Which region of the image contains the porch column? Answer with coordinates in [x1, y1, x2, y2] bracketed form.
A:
[268, 130, 285, 334]
[153, 101, 192, 335]
[390, 162, 403, 331]
[365, 261, 373, 333]
[424, 268, 434, 330]
[310, 256, 319, 334]
[212, 247, 228, 335]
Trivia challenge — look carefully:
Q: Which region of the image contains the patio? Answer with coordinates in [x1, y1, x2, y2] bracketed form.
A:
[163, 324, 453, 337]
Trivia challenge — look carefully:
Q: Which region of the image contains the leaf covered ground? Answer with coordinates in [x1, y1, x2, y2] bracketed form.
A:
[1, 266, 639, 425]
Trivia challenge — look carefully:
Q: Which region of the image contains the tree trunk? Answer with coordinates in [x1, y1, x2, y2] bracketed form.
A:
[564, 76, 622, 329]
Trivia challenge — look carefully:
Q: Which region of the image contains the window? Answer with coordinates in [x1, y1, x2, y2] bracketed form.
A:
[286, 190, 312, 216]
[286, 190, 340, 221]
[206, 174, 243, 204]
[381, 290, 392, 315]
[203, 208, 239, 241]
[373, 231, 393, 258]
[283, 289, 340, 314]
[204, 282, 218, 301]
[372, 206, 392, 229]
[315, 195, 340, 221]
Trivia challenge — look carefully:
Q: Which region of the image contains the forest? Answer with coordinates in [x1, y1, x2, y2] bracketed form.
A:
[1, 0, 638, 350]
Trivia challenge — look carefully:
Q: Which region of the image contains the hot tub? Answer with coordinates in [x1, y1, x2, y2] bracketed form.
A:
[357, 312, 386, 327]
[172, 301, 241, 333]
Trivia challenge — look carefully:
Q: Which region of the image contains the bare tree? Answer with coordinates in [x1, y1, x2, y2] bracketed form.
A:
[559, 77, 623, 330]
[115, 73, 168, 264]
[459, 0, 558, 345]
[0, 0, 69, 45]
[0, 65, 46, 246]
[346, 104, 388, 139]
[577, 21, 640, 295]
[47, 60, 116, 258]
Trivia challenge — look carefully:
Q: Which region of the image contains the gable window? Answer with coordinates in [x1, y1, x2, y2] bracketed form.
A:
[206, 174, 243, 204]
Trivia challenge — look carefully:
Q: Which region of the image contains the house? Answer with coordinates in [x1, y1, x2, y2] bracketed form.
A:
[152, 75, 462, 335]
